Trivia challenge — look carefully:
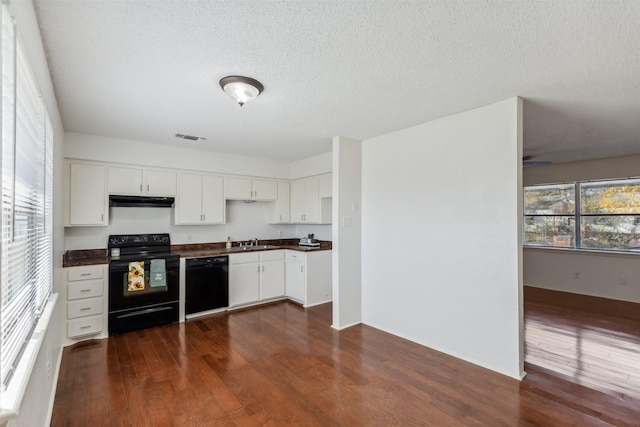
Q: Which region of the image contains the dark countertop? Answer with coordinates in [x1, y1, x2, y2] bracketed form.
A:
[174, 245, 327, 259]
[63, 239, 331, 267]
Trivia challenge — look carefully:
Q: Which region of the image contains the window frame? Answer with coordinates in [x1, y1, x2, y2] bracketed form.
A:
[523, 178, 640, 254]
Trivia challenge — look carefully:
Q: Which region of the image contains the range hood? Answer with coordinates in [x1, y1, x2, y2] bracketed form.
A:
[109, 195, 175, 208]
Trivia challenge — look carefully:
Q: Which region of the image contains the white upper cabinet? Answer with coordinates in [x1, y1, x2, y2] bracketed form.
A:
[271, 181, 290, 224]
[108, 166, 176, 196]
[66, 161, 108, 226]
[291, 176, 320, 223]
[224, 177, 277, 201]
[145, 169, 177, 196]
[108, 166, 142, 195]
[175, 173, 224, 225]
[318, 173, 332, 198]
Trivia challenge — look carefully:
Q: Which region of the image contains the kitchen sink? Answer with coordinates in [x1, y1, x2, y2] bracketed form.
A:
[228, 245, 280, 251]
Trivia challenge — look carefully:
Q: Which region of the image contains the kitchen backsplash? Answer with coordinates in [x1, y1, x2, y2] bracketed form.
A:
[64, 200, 331, 250]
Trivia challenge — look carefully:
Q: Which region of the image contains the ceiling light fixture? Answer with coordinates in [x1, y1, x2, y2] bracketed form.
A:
[219, 75, 264, 107]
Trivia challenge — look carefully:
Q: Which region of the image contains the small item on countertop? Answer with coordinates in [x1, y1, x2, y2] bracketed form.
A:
[299, 236, 320, 247]
[226, 236, 232, 249]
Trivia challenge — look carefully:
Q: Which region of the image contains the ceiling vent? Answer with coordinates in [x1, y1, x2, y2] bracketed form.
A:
[175, 133, 207, 141]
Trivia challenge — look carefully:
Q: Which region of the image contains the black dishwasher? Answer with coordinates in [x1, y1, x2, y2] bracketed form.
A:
[185, 256, 229, 315]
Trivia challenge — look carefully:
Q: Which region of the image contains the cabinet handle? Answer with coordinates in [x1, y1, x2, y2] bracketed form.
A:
[279, 214, 282, 221]
[80, 325, 91, 329]
[80, 307, 91, 311]
[140, 184, 143, 191]
[80, 273, 91, 276]
[300, 266, 304, 272]
[101, 214, 104, 222]
[147, 184, 150, 191]
[80, 289, 91, 293]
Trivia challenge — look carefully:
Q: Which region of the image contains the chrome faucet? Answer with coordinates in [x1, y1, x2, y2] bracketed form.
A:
[252, 238, 259, 247]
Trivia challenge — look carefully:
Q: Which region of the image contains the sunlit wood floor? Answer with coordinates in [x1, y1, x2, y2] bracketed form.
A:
[51, 298, 639, 426]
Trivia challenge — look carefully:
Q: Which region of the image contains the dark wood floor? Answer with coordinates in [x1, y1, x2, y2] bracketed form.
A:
[51, 297, 640, 426]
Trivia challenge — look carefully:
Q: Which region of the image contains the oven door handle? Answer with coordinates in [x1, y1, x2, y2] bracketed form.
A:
[116, 306, 174, 319]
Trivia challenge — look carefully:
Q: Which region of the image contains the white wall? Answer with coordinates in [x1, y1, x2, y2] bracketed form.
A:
[523, 154, 640, 186]
[331, 136, 362, 329]
[361, 98, 523, 379]
[4, 1, 65, 426]
[525, 248, 640, 302]
[64, 201, 295, 249]
[289, 151, 332, 180]
[523, 154, 640, 302]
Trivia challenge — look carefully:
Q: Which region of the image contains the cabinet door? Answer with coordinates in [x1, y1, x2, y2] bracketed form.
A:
[290, 180, 306, 223]
[69, 163, 107, 226]
[303, 177, 320, 223]
[229, 263, 260, 306]
[145, 170, 176, 196]
[108, 166, 143, 195]
[260, 260, 285, 300]
[272, 181, 290, 223]
[285, 260, 305, 302]
[202, 175, 224, 224]
[252, 179, 277, 201]
[224, 177, 252, 200]
[318, 173, 332, 198]
[175, 173, 203, 224]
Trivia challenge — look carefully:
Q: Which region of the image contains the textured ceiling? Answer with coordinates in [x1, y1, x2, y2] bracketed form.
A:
[34, 0, 640, 164]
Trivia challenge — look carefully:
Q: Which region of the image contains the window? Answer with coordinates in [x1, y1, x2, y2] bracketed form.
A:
[524, 179, 640, 252]
[1, 5, 53, 387]
[580, 179, 640, 250]
[524, 184, 575, 247]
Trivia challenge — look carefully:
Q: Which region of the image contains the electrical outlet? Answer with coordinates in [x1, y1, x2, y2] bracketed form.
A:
[187, 233, 192, 242]
[573, 272, 581, 280]
[46, 360, 51, 381]
[619, 277, 628, 286]
[278, 230, 283, 238]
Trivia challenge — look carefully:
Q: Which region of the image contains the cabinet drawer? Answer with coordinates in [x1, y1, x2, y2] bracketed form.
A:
[230, 252, 260, 264]
[285, 251, 306, 261]
[68, 279, 104, 300]
[68, 315, 103, 338]
[67, 265, 104, 281]
[260, 250, 284, 262]
[67, 297, 104, 319]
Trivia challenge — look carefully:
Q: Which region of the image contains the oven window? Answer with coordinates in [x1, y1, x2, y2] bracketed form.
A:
[122, 259, 168, 297]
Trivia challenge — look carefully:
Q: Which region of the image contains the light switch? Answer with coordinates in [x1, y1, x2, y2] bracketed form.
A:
[342, 217, 352, 227]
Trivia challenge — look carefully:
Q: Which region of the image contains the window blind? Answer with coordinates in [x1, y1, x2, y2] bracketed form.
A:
[1, 5, 53, 387]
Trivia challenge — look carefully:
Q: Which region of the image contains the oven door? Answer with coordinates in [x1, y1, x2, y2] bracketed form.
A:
[109, 255, 179, 312]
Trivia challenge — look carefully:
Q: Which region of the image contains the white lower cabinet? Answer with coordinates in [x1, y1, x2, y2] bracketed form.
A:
[285, 256, 305, 302]
[285, 250, 332, 307]
[259, 251, 285, 300]
[64, 264, 108, 343]
[229, 253, 260, 307]
[229, 250, 286, 307]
